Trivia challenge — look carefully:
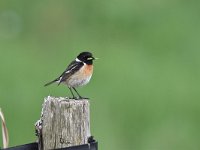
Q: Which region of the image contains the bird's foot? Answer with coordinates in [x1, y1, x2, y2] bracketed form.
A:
[69, 96, 89, 100]
[77, 96, 89, 100]
[68, 96, 78, 100]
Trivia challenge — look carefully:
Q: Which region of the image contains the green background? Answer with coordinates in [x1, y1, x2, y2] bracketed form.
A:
[1, 1, 200, 150]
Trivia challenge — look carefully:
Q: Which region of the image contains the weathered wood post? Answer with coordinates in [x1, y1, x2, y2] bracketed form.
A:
[35, 96, 93, 150]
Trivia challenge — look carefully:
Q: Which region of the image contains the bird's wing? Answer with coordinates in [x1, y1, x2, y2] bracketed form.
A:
[58, 60, 84, 85]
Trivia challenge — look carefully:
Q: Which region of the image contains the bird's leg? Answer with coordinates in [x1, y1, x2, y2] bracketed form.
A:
[72, 87, 88, 99]
[72, 87, 82, 99]
[69, 87, 76, 99]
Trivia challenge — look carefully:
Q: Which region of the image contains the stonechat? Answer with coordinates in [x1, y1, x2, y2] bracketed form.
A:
[44, 52, 97, 99]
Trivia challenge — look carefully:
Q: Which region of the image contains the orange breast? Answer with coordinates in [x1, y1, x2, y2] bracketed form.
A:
[83, 65, 93, 76]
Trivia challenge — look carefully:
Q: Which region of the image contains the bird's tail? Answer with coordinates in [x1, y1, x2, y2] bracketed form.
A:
[44, 78, 59, 86]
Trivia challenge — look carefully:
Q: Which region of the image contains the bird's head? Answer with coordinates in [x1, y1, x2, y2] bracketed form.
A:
[76, 52, 97, 65]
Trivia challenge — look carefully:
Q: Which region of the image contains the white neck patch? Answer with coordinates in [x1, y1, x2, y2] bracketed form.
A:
[75, 58, 82, 62]
[76, 58, 86, 65]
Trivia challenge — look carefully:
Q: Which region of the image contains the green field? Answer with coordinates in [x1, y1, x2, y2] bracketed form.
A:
[1, 1, 200, 150]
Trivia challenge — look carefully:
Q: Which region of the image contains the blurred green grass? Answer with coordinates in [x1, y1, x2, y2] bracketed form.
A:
[1, 1, 200, 150]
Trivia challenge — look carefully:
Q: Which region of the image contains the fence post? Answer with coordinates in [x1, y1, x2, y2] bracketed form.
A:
[35, 96, 91, 150]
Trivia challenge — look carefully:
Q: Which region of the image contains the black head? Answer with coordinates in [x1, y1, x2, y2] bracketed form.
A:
[77, 52, 95, 65]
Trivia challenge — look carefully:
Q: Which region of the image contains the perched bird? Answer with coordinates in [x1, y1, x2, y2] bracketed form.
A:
[44, 52, 97, 99]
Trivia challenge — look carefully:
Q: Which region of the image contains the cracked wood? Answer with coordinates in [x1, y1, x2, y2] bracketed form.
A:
[36, 96, 91, 150]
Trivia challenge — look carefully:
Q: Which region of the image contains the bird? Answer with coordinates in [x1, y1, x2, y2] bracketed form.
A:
[44, 51, 97, 99]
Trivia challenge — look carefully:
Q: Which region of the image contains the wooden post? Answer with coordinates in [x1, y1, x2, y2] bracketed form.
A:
[35, 96, 91, 150]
